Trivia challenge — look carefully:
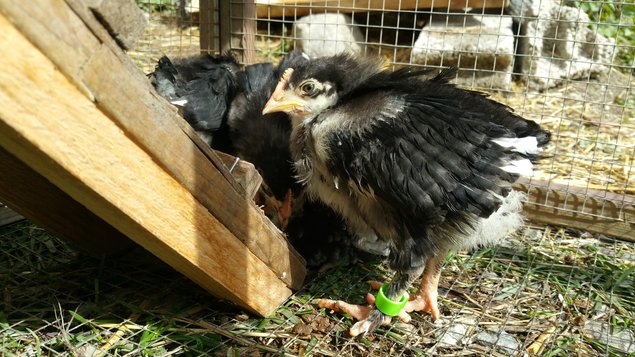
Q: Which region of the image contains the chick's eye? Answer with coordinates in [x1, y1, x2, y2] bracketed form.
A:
[300, 81, 319, 96]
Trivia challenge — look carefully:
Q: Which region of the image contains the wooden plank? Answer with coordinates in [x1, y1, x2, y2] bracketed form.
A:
[0, 147, 132, 253]
[224, 1, 257, 65]
[199, 0, 215, 53]
[515, 178, 635, 242]
[242, 1, 257, 65]
[82, 0, 147, 50]
[81, 42, 305, 290]
[0, 204, 24, 227]
[0, 14, 292, 315]
[0, 0, 306, 290]
[255, 0, 509, 18]
[219, 0, 232, 53]
[215, 151, 264, 200]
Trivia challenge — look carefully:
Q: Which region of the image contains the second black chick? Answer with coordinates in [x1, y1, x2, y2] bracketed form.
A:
[286, 197, 390, 272]
[225, 51, 310, 229]
[148, 53, 242, 149]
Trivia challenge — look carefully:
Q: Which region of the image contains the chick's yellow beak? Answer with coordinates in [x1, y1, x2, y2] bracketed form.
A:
[262, 68, 305, 115]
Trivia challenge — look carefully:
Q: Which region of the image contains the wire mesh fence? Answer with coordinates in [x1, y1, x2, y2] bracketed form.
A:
[246, 0, 634, 225]
[130, 0, 634, 227]
[1, 220, 633, 355]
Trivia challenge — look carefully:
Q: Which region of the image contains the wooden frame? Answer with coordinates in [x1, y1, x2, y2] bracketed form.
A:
[255, 0, 510, 18]
[200, 0, 216, 53]
[514, 178, 635, 242]
[0, 203, 23, 227]
[0, 147, 133, 253]
[0, 0, 306, 316]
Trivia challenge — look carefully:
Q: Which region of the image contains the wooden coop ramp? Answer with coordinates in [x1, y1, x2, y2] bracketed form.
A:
[255, 0, 510, 18]
[0, 0, 306, 317]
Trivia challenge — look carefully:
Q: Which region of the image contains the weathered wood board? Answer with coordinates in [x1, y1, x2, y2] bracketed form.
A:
[82, 0, 147, 50]
[514, 178, 635, 242]
[0, 147, 133, 253]
[255, 0, 509, 18]
[0, 0, 306, 316]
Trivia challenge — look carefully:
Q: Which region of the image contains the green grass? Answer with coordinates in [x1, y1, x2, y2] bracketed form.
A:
[1, 221, 634, 356]
[135, 0, 177, 13]
[574, 0, 635, 73]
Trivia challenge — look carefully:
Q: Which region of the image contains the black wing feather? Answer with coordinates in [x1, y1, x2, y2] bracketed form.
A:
[323, 75, 547, 229]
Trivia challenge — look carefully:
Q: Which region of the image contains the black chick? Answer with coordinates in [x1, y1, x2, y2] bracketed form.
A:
[149, 52, 386, 267]
[262, 54, 550, 336]
[224, 51, 311, 228]
[286, 198, 389, 271]
[148, 54, 242, 149]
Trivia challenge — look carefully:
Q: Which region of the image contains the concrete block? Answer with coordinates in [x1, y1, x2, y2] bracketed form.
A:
[522, 0, 616, 90]
[412, 13, 515, 90]
[293, 13, 365, 58]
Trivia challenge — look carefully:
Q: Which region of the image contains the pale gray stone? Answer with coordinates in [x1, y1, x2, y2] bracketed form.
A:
[436, 317, 478, 347]
[472, 328, 520, 355]
[293, 14, 365, 58]
[412, 13, 515, 90]
[583, 320, 635, 354]
[522, 0, 616, 90]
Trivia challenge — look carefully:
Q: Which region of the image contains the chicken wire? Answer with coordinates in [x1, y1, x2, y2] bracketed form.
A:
[132, 0, 634, 227]
[257, 1, 634, 222]
[1, 219, 633, 356]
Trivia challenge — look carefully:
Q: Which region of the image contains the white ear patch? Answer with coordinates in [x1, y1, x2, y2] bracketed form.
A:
[493, 136, 539, 155]
[305, 82, 338, 115]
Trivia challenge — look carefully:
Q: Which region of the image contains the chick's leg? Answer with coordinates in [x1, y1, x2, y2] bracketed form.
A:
[348, 265, 425, 336]
[317, 237, 429, 336]
[403, 249, 447, 320]
[316, 266, 423, 336]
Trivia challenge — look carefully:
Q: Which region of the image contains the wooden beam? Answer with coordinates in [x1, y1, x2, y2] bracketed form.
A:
[255, 0, 509, 18]
[82, 0, 147, 50]
[223, 1, 257, 65]
[515, 178, 635, 242]
[242, 1, 257, 65]
[0, 147, 132, 253]
[219, 0, 232, 54]
[215, 151, 264, 200]
[0, 0, 306, 291]
[0, 205, 23, 227]
[0, 13, 295, 315]
[199, 0, 215, 53]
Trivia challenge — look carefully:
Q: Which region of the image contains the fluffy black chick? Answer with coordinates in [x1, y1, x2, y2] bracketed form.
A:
[286, 198, 389, 271]
[262, 54, 550, 336]
[148, 54, 242, 149]
[149, 52, 394, 268]
[224, 52, 380, 264]
[224, 51, 311, 228]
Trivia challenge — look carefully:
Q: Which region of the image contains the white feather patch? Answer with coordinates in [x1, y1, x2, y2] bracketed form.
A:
[353, 233, 390, 256]
[171, 99, 188, 107]
[500, 159, 534, 176]
[493, 136, 539, 155]
[460, 190, 526, 251]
